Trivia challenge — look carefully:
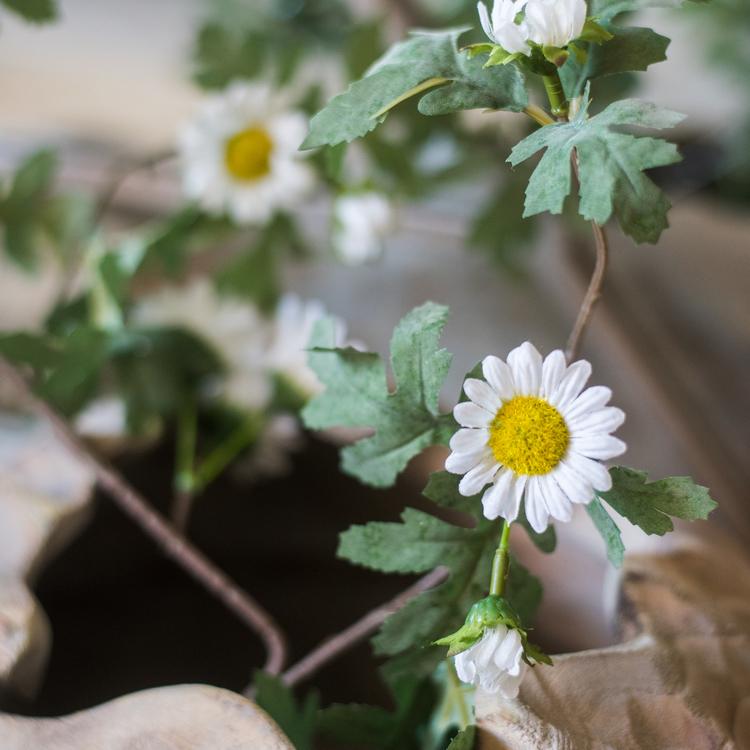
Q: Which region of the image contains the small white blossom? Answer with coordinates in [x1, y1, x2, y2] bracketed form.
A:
[179, 82, 314, 225]
[477, 0, 587, 56]
[454, 625, 526, 697]
[446, 342, 626, 533]
[332, 192, 394, 265]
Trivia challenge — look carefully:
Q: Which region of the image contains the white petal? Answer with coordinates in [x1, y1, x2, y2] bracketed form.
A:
[481, 469, 525, 522]
[538, 473, 573, 523]
[459, 456, 500, 496]
[570, 434, 627, 460]
[454, 401, 493, 428]
[445, 447, 490, 475]
[493, 628, 522, 673]
[464, 378, 502, 413]
[507, 341, 542, 395]
[568, 406, 626, 436]
[482, 355, 515, 401]
[477, 1, 495, 41]
[551, 460, 594, 505]
[565, 452, 613, 492]
[550, 359, 592, 410]
[541, 349, 566, 399]
[450, 428, 489, 454]
[563, 385, 612, 421]
[455, 650, 476, 683]
[524, 476, 550, 533]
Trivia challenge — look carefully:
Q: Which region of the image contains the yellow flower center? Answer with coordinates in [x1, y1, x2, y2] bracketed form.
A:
[224, 126, 274, 181]
[488, 395, 569, 476]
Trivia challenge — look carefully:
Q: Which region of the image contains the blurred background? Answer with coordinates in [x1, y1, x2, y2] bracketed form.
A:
[0, 0, 748, 728]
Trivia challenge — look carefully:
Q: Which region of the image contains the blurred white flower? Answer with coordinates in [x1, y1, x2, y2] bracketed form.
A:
[525, 0, 587, 49]
[332, 192, 394, 265]
[477, 0, 531, 55]
[133, 280, 272, 412]
[235, 413, 304, 481]
[454, 625, 526, 697]
[477, 0, 587, 55]
[446, 342, 626, 533]
[74, 396, 128, 438]
[179, 82, 314, 225]
[265, 294, 351, 399]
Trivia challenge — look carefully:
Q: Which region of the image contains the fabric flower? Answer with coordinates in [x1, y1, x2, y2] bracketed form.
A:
[133, 280, 273, 412]
[179, 82, 314, 225]
[454, 625, 526, 697]
[477, 0, 531, 56]
[525, 0, 587, 49]
[332, 192, 394, 265]
[446, 342, 626, 532]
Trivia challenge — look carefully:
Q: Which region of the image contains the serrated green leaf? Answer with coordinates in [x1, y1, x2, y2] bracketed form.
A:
[447, 726, 477, 750]
[0, 0, 57, 23]
[302, 302, 454, 487]
[560, 25, 670, 99]
[586, 496, 625, 567]
[254, 672, 318, 750]
[317, 675, 437, 750]
[508, 97, 684, 243]
[302, 29, 527, 149]
[598, 467, 717, 536]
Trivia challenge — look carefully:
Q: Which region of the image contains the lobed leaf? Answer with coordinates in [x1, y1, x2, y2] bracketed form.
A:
[586, 496, 625, 567]
[508, 97, 685, 243]
[598, 466, 717, 536]
[302, 29, 527, 149]
[302, 302, 454, 487]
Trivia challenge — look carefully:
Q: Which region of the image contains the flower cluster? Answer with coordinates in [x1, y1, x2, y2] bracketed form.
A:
[447, 341, 626, 533]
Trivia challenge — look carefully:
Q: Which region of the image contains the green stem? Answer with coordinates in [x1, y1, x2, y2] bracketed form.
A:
[542, 72, 569, 118]
[489, 521, 512, 597]
[192, 415, 263, 494]
[174, 398, 197, 494]
[446, 659, 471, 731]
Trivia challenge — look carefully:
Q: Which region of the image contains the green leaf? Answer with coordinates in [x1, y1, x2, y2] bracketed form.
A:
[598, 467, 717, 536]
[0, 0, 57, 23]
[447, 726, 477, 750]
[302, 302, 455, 487]
[302, 29, 527, 149]
[0, 150, 57, 269]
[191, 23, 264, 89]
[339, 475, 542, 680]
[591, 0, 710, 19]
[508, 97, 684, 243]
[560, 25, 670, 99]
[317, 675, 437, 750]
[254, 672, 318, 750]
[586, 496, 625, 567]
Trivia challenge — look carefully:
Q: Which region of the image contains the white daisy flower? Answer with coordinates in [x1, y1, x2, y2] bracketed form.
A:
[454, 625, 526, 697]
[446, 342, 626, 533]
[265, 294, 351, 399]
[179, 82, 315, 225]
[477, 0, 531, 56]
[525, 0, 587, 49]
[332, 192, 395, 266]
[133, 280, 272, 412]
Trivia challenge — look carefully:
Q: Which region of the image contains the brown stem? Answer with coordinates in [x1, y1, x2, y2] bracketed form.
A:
[565, 220, 609, 362]
[269, 567, 448, 692]
[0, 357, 287, 675]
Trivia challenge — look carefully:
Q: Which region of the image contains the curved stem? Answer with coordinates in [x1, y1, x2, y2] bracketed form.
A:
[565, 221, 610, 362]
[489, 521, 512, 597]
[0, 357, 288, 675]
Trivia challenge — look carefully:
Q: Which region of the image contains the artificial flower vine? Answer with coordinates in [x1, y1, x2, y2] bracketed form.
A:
[300, 0, 718, 743]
